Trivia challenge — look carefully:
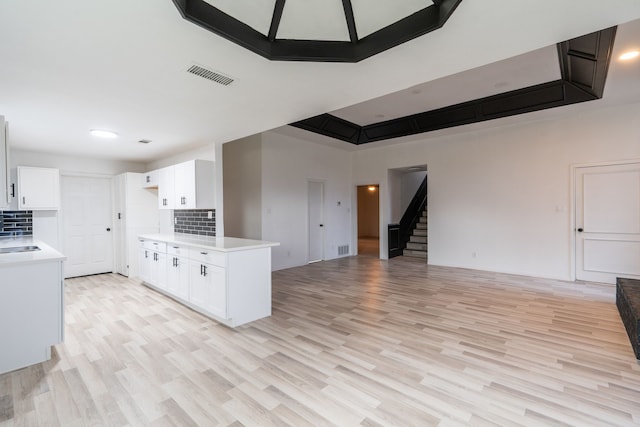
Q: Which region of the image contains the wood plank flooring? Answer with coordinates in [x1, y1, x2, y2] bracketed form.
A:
[1, 256, 639, 426]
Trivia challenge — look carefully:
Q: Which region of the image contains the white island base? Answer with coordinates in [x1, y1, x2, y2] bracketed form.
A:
[138, 234, 279, 327]
[0, 239, 65, 375]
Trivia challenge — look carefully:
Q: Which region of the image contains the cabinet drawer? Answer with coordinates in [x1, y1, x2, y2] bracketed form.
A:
[189, 248, 225, 267]
[167, 244, 187, 256]
[140, 239, 166, 253]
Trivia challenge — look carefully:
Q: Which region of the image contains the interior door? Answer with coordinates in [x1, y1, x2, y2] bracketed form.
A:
[61, 176, 113, 278]
[576, 163, 640, 283]
[308, 181, 324, 263]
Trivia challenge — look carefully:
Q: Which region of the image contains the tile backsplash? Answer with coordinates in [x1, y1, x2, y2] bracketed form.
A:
[0, 210, 33, 237]
[174, 209, 216, 237]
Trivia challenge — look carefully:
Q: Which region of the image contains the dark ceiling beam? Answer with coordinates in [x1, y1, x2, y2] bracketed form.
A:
[558, 26, 617, 99]
[291, 114, 361, 144]
[291, 26, 617, 145]
[172, 0, 463, 62]
[268, 0, 286, 42]
[341, 0, 359, 43]
[172, 0, 271, 58]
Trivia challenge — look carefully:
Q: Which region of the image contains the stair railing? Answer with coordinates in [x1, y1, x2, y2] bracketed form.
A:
[388, 175, 427, 258]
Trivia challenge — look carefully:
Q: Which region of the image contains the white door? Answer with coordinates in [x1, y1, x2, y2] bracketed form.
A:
[308, 181, 324, 263]
[576, 163, 640, 283]
[62, 176, 113, 278]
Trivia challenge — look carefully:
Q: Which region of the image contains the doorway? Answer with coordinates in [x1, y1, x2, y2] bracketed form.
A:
[357, 185, 380, 256]
[308, 181, 324, 263]
[61, 175, 113, 278]
[575, 162, 640, 283]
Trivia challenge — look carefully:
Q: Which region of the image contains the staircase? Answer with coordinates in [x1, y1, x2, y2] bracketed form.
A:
[403, 209, 427, 259]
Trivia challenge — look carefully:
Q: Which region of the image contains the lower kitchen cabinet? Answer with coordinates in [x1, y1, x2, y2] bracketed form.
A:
[137, 234, 278, 327]
[138, 239, 167, 290]
[189, 260, 226, 319]
[167, 255, 189, 301]
[138, 246, 151, 283]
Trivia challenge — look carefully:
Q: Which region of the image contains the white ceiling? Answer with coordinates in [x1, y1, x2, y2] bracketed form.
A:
[1, 0, 640, 163]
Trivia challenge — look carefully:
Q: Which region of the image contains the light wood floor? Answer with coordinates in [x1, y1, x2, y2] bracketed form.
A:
[1, 257, 639, 426]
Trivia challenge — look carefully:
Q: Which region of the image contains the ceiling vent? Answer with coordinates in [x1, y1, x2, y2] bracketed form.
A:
[187, 64, 234, 86]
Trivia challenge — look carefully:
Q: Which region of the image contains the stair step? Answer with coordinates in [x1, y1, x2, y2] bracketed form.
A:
[403, 249, 427, 258]
[406, 242, 427, 251]
[413, 230, 427, 237]
[415, 223, 427, 230]
[410, 236, 427, 243]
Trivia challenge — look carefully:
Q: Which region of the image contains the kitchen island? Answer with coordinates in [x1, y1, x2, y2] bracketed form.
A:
[0, 237, 65, 374]
[138, 233, 279, 327]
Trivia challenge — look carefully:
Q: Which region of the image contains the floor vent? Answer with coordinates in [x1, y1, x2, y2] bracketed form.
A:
[338, 245, 349, 256]
[187, 64, 234, 86]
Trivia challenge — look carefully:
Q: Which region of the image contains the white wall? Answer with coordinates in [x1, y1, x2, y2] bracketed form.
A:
[261, 131, 352, 270]
[353, 102, 640, 280]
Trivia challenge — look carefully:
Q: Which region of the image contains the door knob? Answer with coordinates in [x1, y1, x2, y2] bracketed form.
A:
[577, 228, 584, 232]
[106, 228, 111, 232]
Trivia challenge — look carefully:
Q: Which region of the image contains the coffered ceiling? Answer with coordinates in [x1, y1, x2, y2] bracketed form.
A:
[0, 1, 639, 162]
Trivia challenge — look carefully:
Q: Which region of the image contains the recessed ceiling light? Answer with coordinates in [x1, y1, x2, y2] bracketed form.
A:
[619, 50, 639, 61]
[90, 129, 118, 138]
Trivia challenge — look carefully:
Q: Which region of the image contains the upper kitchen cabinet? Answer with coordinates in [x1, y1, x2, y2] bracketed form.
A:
[141, 170, 159, 188]
[157, 160, 215, 210]
[0, 116, 9, 208]
[174, 160, 215, 209]
[157, 166, 175, 209]
[17, 166, 60, 210]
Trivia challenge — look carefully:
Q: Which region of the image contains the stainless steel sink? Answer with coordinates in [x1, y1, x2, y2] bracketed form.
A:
[0, 245, 41, 254]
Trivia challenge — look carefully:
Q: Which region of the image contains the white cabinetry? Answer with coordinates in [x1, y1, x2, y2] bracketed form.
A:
[155, 160, 215, 210]
[17, 166, 60, 210]
[141, 170, 159, 188]
[137, 235, 276, 327]
[113, 173, 159, 277]
[0, 258, 64, 375]
[138, 245, 151, 283]
[167, 244, 189, 301]
[189, 248, 227, 318]
[0, 116, 9, 208]
[138, 239, 167, 290]
[157, 166, 175, 209]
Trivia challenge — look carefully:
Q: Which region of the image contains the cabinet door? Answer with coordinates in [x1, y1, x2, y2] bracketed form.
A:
[6, 168, 18, 210]
[157, 166, 175, 209]
[167, 256, 189, 300]
[189, 261, 210, 309]
[138, 247, 151, 283]
[149, 251, 167, 290]
[141, 170, 159, 188]
[174, 161, 196, 209]
[18, 166, 60, 210]
[0, 117, 8, 208]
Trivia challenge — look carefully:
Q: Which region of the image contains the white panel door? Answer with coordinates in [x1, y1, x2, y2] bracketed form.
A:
[61, 176, 113, 278]
[576, 163, 640, 283]
[308, 181, 324, 263]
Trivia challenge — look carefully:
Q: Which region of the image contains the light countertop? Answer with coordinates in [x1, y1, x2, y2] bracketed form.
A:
[0, 237, 66, 266]
[139, 233, 279, 252]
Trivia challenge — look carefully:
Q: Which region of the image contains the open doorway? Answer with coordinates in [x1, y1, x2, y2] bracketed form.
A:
[357, 185, 380, 256]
